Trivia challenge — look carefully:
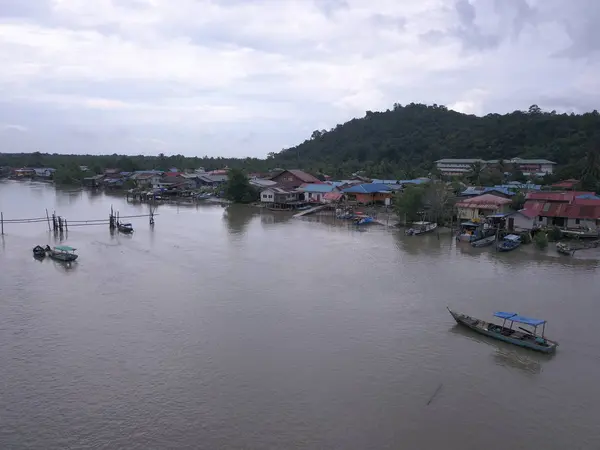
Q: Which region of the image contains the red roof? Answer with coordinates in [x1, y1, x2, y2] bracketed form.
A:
[456, 194, 512, 208]
[523, 200, 600, 219]
[165, 172, 182, 177]
[551, 179, 579, 188]
[525, 191, 595, 203]
[272, 169, 321, 184]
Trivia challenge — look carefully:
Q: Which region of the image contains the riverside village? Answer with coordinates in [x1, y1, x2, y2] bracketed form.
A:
[2, 156, 600, 257]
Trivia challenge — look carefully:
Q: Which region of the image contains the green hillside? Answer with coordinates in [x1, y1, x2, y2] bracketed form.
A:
[272, 103, 600, 179]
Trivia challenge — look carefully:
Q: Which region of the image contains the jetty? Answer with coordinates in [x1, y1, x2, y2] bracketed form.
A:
[292, 205, 327, 218]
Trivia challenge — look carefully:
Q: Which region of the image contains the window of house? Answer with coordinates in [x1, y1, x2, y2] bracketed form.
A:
[575, 219, 580, 225]
[538, 216, 543, 222]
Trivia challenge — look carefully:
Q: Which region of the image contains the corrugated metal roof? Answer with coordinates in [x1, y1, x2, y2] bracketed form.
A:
[456, 194, 512, 208]
[343, 183, 393, 194]
[299, 183, 337, 193]
[524, 200, 600, 219]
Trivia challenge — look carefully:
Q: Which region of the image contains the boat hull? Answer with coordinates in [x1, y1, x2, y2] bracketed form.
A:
[406, 223, 438, 235]
[49, 252, 78, 262]
[471, 235, 496, 247]
[447, 308, 557, 354]
[497, 242, 520, 252]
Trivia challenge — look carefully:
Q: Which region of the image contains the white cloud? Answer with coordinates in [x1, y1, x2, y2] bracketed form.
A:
[0, 123, 28, 132]
[0, 0, 598, 156]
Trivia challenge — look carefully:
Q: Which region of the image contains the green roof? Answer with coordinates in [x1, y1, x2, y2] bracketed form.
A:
[54, 245, 76, 252]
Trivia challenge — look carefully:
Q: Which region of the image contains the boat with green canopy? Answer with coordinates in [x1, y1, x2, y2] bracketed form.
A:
[448, 307, 558, 353]
[48, 245, 78, 262]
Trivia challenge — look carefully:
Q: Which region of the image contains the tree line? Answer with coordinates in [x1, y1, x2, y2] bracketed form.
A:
[2, 103, 600, 185]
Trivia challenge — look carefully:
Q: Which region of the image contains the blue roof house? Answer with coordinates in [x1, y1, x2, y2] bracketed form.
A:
[343, 183, 393, 204]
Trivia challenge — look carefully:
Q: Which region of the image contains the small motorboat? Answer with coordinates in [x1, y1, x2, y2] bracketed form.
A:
[48, 245, 78, 262]
[497, 234, 521, 252]
[405, 221, 437, 235]
[117, 223, 134, 234]
[33, 245, 47, 258]
[448, 307, 558, 354]
[353, 215, 374, 225]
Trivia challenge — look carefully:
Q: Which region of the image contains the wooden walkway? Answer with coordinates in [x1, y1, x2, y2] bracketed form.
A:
[292, 205, 327, 218]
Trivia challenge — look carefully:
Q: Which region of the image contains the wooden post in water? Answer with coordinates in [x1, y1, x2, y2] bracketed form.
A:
[46, 209, 51, 231]
[1, 212, 4, 235]
[64, 219, 68, 232]
[52, 213, 57, 232]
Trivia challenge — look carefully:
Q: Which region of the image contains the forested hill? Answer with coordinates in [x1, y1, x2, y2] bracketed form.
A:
[272, 103, 600, 179]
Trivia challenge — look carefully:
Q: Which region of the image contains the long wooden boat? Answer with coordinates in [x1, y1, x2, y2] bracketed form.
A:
[447, 307, 558, 354]
[118, 222, 134, 233]
[471, 234, 496, 247]
[48, 245, 78, 262]
[406, 221, 437, 235]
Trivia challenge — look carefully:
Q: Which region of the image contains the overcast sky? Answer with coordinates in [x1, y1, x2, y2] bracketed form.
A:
[0, 0, 598, 157]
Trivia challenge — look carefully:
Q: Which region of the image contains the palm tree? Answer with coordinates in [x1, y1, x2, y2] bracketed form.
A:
[581, 148, 600, 192]
[467, 161, 483, 185]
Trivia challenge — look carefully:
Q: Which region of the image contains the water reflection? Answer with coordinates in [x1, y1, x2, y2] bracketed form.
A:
[223, 205, 258, 235]
[260, 211, 293, 226]
[51, 259, 78, 272]
[393, 231, 445, 255]
[449, 325, 548, 375]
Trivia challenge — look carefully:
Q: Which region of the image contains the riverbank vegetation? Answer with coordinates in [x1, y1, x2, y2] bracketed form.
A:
[224, 169, 259, 203]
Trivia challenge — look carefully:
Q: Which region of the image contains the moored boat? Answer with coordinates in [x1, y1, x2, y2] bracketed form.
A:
[497, 234, 520, 252]
[353, 215, 374, 225]
[33, 245, 46, 258]
[471, 234, 496, 247]
[405, 221, 437, 235]
[448, 307, 558, 353]
[48, 245, 78, 262]
[118, 222, 134, 233]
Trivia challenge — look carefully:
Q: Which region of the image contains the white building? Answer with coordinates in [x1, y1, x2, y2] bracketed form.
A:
[435, 159, 487, 176]
[436, 158, 556, 177]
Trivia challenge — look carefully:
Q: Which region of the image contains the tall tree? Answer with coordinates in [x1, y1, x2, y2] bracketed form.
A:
[224, 169, 258, 203]
[581, 148, 600, 192]
[394, 185, 426, 224]
[467, 162, 484, 185]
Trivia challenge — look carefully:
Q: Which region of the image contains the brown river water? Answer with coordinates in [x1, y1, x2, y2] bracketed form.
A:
[1, 180, 600, 449]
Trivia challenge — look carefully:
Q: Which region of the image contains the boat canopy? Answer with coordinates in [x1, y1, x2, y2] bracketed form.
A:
[494, 311, 546, 326]
[494, 311, 517, 320]
[54, 245, 76, 252]
[504, 234, 520, 241]
[509, 315, 546, 326]
[461, 221, 479, 227]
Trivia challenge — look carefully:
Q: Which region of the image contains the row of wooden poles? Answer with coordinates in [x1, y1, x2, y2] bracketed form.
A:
[0, 207, 156, 235]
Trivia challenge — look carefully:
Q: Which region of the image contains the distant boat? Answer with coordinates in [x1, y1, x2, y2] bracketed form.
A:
[497, 234, 521, 252]
[196, 193, 212, 200]
[405, 221, 437, 235]
[48, 245, 78, 262]
[117, 223, 134, 234]
[448, 307, 558, 354]
[471, 234, 496, 247]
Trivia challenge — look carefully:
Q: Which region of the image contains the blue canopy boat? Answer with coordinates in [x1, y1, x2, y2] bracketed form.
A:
[497, 234, 521, 252]
[448, 308, 558, 353]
